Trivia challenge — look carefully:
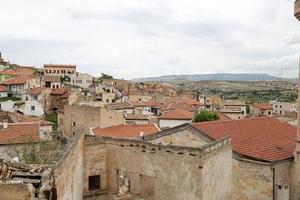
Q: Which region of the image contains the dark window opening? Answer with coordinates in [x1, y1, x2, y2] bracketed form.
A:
[89, 175, 101, 191]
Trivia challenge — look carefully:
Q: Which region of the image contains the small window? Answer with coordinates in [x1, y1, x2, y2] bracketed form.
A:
[268, 111, 271, 115]
[106, 99, 109, 103]
[72, 122, 76, 126]
[31, 106, 35, 111]
[89, 175, 100, 191]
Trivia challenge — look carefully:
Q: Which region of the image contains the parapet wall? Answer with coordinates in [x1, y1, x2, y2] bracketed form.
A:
[84, 135, 231, 200]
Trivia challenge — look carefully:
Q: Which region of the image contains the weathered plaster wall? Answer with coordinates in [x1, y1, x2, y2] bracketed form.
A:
[60, 105, 124, 138]
[202, 141, 232, 200]
[289, 158, 300, 200]
[0, 183, 35, 200]
[232, 158, 273, 200]
[53, 132, 84, 200]
[159, 119, 191, 128]
[150, 129, 209, 148]
[83, 136, 231, 200]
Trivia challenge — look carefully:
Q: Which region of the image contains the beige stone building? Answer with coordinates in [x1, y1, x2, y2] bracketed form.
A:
[44, 64, 76, 76]
[58, 104, 125, 138]
[220, 100, 247, 119]
[250, 102, 273, 117]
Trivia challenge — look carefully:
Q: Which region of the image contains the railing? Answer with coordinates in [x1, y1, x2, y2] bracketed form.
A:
[295, 0, 300, 20]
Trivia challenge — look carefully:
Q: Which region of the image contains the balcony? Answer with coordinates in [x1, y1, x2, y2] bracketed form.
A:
[295, 0, 300, 20]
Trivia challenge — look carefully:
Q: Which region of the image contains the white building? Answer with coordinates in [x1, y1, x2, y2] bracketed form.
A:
[23, 87, 51, 117]
[70, 72, 93, 88]
[158, 109, 193, 128]
[270, 100, 297, 116]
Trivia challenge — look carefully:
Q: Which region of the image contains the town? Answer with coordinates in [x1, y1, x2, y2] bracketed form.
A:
[0, 1, 299, 200]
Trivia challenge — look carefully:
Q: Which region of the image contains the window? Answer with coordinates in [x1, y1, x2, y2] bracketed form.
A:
[89, 175, 101, 191]
[268, 111, 271, 115]
[31, 106, 35, 111]
[106, 99, 109, 103]
[72, 122, 76, 126]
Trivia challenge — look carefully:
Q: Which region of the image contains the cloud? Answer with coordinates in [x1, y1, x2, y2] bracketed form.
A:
[0, 0, 299, 79]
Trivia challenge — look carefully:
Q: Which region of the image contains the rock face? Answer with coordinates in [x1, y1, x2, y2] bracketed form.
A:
[295, 0, 300, 20]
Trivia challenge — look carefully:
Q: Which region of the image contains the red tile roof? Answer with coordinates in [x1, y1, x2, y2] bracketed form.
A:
[160, 102, 196, 112]
[1, 77, 29, 85]
[142, 101, 162, 107]
[51, 88, 67, 95]
[253, 103, 273, 110]
[27, 87, 48, 95]
[0, 85, 7, 92]
[92, 124, 159, 139]
[0, 123, 40, 144]
[159, 109, 194, 120]
[193, 117, 296, 162]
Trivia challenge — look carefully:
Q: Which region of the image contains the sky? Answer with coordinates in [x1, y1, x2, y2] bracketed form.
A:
[0, 0, 299, 79]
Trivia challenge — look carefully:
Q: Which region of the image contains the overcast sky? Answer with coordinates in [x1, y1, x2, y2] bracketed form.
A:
[0, 0, 299, 79]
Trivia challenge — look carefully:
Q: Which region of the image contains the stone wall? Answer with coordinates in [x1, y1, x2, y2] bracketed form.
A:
[202, 140, 232, 200]
[53, 132, 84, 200]
[0, 183, 35, 200]
[150, 128, 210, 148]
[232, 158, 273, 200]
[232, 157, 292, 200]
[60, 105, 124, 138]
[83, 136, 231, 200]
[289, 159, 300, 200]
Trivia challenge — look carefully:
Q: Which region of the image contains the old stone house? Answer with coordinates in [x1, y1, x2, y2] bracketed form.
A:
[144, 118, 297, 200]
[58, 104, 125, 138]
[250, 102, 274, 117]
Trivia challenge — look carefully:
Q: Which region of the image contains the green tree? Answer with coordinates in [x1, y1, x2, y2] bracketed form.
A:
[193, 110, 219, 122]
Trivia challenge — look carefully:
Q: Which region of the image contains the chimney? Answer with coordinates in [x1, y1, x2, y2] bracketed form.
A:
[140, 131, 144, 140]
[2, 120, 8, 129]
[296, 54, 300, 161]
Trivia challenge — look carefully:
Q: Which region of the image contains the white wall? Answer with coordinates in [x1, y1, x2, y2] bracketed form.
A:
[0, 100, 16, 112]
[23, 101, 44, 117]
[159, 119, 191, 128]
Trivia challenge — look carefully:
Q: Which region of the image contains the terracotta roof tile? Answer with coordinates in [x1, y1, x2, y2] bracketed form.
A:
[159, 109, 194, 120]
[253, 103, 273, 110]
[92, 124, 159, 139]
[27, 87, 48, 95]
[0, 85, 7, 92]
[51, 88, 67, 95]
[1, 77, 29, 85]
[0, 123, 40, 144]
[193, 117, 296, 162]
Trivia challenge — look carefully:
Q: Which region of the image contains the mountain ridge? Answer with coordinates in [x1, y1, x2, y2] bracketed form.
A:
[131, 73, 291, 82]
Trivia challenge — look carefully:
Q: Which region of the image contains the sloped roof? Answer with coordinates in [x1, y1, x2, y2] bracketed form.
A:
[92, 124, 160, 139]
[1, 77, 29, 85]
[27, 87, 48, 95]
[51, 88, 67, 95]
[253, 103, 273, 110]
[0, 123, 40, 144]
[159, 109, 194, 120]
[193, 117, 296, 162]
[0, 85, 7, 92]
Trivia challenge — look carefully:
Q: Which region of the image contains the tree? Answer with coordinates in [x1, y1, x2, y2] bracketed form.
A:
[193, 110, 219, 123]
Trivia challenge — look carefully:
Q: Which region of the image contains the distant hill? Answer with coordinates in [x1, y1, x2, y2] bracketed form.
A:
[132, 73, 287, 82]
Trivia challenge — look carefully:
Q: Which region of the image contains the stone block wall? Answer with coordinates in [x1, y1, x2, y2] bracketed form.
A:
[53, 132, 84, 200]
[232, 158, 273, 200]
[83, 136, 231, 200]
[0, 183, 35, 200]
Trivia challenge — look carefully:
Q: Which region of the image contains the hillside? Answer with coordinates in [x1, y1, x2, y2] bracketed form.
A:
[132, 73, 285, 82]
